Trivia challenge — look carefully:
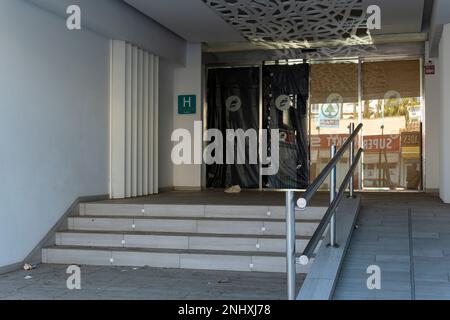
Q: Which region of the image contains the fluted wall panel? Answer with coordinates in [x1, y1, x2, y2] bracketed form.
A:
[111, 40, 159, 199]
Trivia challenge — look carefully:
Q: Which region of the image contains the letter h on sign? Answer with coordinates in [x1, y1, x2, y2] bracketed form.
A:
[178, 95, 196, 115]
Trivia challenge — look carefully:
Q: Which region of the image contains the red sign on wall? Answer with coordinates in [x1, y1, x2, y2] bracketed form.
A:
[311, 134, 400, 153]
[363, 135, 400, 153]
[310, 134, 352, 149]
[425, 64, 435, 75]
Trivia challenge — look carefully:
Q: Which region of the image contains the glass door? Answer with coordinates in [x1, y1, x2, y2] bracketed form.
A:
[206, 67, 260, 189]
[361, 60, 422, 190]
[262, 63, 310, 189]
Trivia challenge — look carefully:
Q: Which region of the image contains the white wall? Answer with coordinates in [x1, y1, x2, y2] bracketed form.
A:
[0, 0, 110, 267]
[424, 43, 441, 191]
[158, 59, 176, 189]
[439, 24, 450, 202]
[173, 43, 203, 188]
[28, 0, 186, 65]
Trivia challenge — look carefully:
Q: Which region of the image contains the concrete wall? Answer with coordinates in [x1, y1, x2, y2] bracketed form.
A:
[0, 0, 109, 267]
[159, 59, 176, 189]
[172, 43, 203, 189]
[28, 0, 186, 65]
[0, 0, 186, 268]
[429, 0, 450, 57]
[424, 43, 441, 191]
[439, 24, 450, 202]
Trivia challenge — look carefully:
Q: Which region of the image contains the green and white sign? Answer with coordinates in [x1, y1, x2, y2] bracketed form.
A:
[178, 95, 196, 115]
[318, 94, 342, 128]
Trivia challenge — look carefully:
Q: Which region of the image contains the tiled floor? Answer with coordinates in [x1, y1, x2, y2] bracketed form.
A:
[334, 193, 450, 300]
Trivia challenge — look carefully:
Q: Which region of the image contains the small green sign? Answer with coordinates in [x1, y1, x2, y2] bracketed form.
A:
[318, 102, 340, 128]
[178, 95, 196, 115]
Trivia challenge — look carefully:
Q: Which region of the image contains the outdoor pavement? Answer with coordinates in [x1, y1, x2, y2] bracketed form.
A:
[1, 192, 449, 300]
[334, 193, 450, 300]
[0, 264, 303, 300]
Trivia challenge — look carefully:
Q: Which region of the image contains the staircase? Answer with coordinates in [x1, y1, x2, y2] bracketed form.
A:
[42, 202, 326, 273]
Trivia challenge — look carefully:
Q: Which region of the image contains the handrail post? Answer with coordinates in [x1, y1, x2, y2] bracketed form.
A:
[329, 145, 337, 247]
[349, 123, 355, 198]
[286, 190, 296, 300]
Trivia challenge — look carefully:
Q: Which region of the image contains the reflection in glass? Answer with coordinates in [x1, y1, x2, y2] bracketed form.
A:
[309, 59, 422, 191]
[361, 60, 422, 190]
[309, 62, 359, 190]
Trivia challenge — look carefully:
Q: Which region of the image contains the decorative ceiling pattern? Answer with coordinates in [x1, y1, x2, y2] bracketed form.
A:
[203, 0, 371, 49]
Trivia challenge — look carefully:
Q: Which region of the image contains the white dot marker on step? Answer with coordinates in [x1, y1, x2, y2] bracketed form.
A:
[121, 240, 125, 245]
[249, 263, 254, 269]
[267, 211, 271, 216]
[132, 224, 136, 229]
[256, 243, 260, 249]
[110, 258, 114, 264]
[261, 227, 266, 232]
[141, 209, 145, 213]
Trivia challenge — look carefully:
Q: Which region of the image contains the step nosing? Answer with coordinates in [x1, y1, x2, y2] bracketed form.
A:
[43, 245, 287, 257]
[57, 230, 312, 240]
[83, 202, 327, 208]
[73, 215, 321, 223]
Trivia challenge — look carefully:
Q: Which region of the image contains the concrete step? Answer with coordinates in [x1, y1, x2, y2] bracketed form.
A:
[55, 231, 317, 253]
[42, 246, 312, 273]
[41, 202, 324, 273]
[81, 203, 327, 220]
[68, 216, 320, 236]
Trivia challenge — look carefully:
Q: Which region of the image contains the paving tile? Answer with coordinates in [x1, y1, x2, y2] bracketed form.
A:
[413, 247, 444, 258]
[412, 232, 440, 239]
[415, 281, 450, 299]
[335, 196, 450, 300]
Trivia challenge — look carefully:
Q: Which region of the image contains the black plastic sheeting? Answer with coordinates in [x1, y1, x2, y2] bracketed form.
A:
[206, 67, 260, 189]
[262, 64, 310, 189]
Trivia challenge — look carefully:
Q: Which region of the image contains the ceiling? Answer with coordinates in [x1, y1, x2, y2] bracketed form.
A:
[124, 0, 428, 53]
[123, 0, 246, 42]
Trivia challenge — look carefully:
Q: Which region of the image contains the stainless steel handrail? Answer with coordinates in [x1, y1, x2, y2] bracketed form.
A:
[285, 122, 363, 300]
[296, 123, 362, 209]
[299, 148, 363, 263]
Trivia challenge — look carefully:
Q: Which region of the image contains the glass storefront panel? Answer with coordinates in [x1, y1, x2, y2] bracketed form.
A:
[308, 59, 422, 191]
[309, 62, 359, 189]
[205, 58, 423, 191]
[361, 60, 422, 190]
[206, 67, 260, 189]
[262, 64, 310, 189]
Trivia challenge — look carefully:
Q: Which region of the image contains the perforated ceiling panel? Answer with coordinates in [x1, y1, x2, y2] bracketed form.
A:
[203, 0, 371, 49]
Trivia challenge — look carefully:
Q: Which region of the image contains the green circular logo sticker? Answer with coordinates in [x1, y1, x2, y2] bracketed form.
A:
[321, 103, 339, 119]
